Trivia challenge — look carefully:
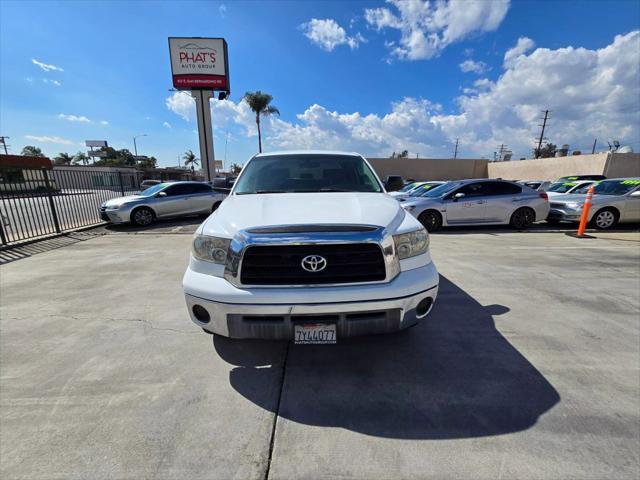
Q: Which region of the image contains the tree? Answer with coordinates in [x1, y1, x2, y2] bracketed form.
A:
[137, 156, 157, 169]
[73, 151, 90, 165]
[243, 91, 280, 153]
[21, 145, 45, 157]
[182, 150, 200, 172]
[229, 163, 242, 174]
[534, 143, 557, 159]
[53, 152, 73, 165]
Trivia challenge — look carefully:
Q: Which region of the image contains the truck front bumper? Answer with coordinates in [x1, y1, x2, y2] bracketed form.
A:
[183, 261, 439, 339]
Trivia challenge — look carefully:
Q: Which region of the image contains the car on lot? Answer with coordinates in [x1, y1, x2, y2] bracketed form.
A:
[401, 179, 549, 231]
[139, 179, 162, 191]
[100, 181, 227, 226]
[399, 181, 447, 200]
[389, 181, 428, 197]
[518, 180, 551, 191]
[384, 175, 405, 192]
[545, 180, 595, 197]
[183, 151, 439, 342]
[555, 175, 607, 182]
[547, 178, 640, 229]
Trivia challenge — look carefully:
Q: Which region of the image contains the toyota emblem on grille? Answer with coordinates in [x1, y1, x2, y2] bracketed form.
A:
[301, 255, 327, 272]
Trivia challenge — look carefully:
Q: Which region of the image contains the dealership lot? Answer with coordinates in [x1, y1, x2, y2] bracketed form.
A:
[1, 223, 639, 479]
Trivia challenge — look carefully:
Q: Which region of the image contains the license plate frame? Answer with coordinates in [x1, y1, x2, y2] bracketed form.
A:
[294, 323, 337, 344]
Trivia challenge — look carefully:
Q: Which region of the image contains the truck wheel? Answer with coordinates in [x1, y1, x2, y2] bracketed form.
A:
[131, 207, 155, 226]
[418, 210, 442, 232]
[510, 207, 535, 229]
[591, 207, 619, 230]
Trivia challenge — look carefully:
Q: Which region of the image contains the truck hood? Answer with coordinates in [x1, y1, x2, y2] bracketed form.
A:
[201, 192, 405, 237]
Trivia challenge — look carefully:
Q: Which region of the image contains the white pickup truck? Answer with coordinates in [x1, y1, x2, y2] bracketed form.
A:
[182, 151, 439, 344]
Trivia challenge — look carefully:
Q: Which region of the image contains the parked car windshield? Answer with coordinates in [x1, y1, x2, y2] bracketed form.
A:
[589, 179, 640, 196]
[409, 183, 440, 197]
[420, 181, 461, 198]
[233, 155, 383, 194]
[139, 183, 168, 196]
[547, 181, 580, 193]
[398, 182, 419, 192]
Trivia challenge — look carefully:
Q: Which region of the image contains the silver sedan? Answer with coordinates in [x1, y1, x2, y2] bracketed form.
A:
[100, 181, 227, 226]
[401, 179, 550, 231]
[547, 178, 640, 229]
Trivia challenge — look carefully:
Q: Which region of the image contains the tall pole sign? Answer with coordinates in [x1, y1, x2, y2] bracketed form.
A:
[168, 37, 230, 181]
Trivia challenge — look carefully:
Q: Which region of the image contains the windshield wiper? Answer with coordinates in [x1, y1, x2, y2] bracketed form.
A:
[237, 189, 285, 195]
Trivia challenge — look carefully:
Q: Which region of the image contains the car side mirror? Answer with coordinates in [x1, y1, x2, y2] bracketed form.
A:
[453, 192, 466, 202]
[156, 191, 167, 198]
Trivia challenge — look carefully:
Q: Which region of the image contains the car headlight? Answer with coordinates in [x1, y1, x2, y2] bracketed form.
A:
[192, 235, 231, 264]
[565, 202, 583, 210]
[393, 228, 429, 259]
[402, 204, 416, 212]
[106, 203, 123, 210]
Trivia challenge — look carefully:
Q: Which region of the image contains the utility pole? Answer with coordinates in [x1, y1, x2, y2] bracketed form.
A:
[591, 138, 597, 154]
[0, 136, 9, 154]
[453, 138, 459, 159]
[497, 144, 506, 161]
[535, 110, 550, 158]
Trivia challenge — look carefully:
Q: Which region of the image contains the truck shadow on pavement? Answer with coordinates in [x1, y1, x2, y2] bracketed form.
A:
[213, 275, 561, 439]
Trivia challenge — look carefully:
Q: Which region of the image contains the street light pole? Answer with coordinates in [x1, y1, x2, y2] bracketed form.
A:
[133, 134, 147, 157]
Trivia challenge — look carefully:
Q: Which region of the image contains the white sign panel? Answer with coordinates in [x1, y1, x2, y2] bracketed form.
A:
[168, 37, 229, 90]
[86, 140, 107, 148]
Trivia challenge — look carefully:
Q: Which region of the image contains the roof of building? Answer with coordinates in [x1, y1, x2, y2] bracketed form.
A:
[0, 155, 53, 169]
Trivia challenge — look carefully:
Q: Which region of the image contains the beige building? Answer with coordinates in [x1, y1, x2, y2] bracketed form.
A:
[367, 152, 639, 182]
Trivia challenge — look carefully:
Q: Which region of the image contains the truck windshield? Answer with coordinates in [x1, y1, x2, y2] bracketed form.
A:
[233, 154, 383, 194]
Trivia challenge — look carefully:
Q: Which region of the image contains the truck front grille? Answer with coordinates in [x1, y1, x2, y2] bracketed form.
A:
[240, 243, 386, 285]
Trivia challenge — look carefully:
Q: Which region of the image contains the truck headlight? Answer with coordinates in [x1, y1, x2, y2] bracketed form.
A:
[393, 228, 429, 259]
[192, 235, 231, 264]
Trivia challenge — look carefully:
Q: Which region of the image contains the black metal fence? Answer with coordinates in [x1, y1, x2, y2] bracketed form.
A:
[0, 167, 142, 247]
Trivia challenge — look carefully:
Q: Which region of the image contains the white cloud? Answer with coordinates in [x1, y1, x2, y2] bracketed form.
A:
[163, 122, 172, 129]
[166, 32, 639, 159]
[219, 4, 227, 16]
[503, 36, 535, 68]
[459, 59, 489, 74]
[25, 135, 73, 145]
[59, 113, 91, 123]
[42, 78, 61, 87]
[165, 91, 194, 121]
[25, 77, 33, 83]
[300, 18, 364, 51]
[32, 59, 64, 72]
[100, 120, 109, 125]
[365, 0, 510, 60]
[437, 31, 640, 156]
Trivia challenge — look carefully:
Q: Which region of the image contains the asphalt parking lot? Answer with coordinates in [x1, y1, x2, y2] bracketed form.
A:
[1, 221, 639, 479]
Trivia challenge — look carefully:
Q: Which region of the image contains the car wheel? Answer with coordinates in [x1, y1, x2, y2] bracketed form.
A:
[510, 207, 535, 229]
[418, 210, 442, 232]
[212, 202, 221, 213]
[592, 207, 619, 230]
[131, 207, 155, 226]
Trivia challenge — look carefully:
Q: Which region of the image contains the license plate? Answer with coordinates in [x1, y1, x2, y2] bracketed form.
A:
[294, 323, 337, 344]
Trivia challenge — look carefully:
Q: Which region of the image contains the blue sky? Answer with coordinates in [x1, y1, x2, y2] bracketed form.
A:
[1, 0, 639, 168]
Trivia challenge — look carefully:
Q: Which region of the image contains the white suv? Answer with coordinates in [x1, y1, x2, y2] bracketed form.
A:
[182, 151, 439, 343]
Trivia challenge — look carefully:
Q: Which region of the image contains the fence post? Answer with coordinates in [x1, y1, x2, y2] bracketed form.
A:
[0, 215, 7, 245]
[118, 171, 125, 196]
[42, 168, 61, 233]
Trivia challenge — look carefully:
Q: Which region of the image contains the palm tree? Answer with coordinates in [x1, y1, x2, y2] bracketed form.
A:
[21, 145, 45, 157]
[73, 151, 90, 165]
[182, 150, 200, 172]
[53, 152, 73, 165]
[243, 91, 280, 153]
